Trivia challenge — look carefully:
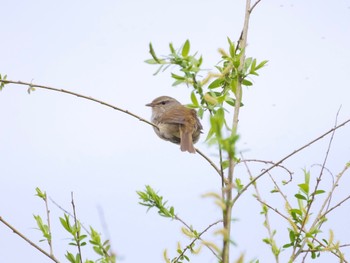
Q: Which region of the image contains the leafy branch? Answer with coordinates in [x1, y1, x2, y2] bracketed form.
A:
[137, 186, 222, 262]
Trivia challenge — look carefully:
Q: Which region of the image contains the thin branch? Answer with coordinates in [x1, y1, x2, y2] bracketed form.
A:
[0, 79, 221, 178]
[315, 164, 350, 221]
[241, 153, 280, 263]
[173, 219, 222, 262]
[322, 193, 350, 218]
[196, 148, 222, 178]
[249, 0, 263, 13]
[299, 108, 341, 260]
[43, 193, 54, 256]
[174, 215, 221, 259]
[232, 118, 350, 205]
[0, 79, 157, 129]
[49, 197, 90, 233]
[71, 192, 83, 263]
[0, 216, 60, 263]
[97, 206, 117, 258]
[254, 199, 349, 263]
[239, 158, 293, 183]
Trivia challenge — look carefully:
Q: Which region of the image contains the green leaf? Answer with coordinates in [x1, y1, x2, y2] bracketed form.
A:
[190, 91, 199, 107]
[197, 56, 203, 67]
[169, 42, 175, 54]
[221, 160, 229, 170]
[171, 73, 185, 80]
[208, 78, 224, 89]
[227, 37, 236, 58]
[60, 214, 72, 232]
[35, 187, 46, 200]
[289, 230, 296, 243]
[244, 57, 253, 73]
[241, 79, 253, 86]
[255, 60, 268, 70]
[182, 39, 190, 57]
[65, 252, 77, 263]
[290, 209, 302, 216]
[225, 97, 238, 107]
[149, 43, 161, 63]
[314, 190, 325, 195]
[144, 59, 158, 64]
[295, 193, 307, 200]
[283, 243, 293, 248]
[172, 79, 184, 86]
[298, 183, 309, 195]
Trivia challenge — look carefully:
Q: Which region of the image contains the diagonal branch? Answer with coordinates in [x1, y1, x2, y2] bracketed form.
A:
[0, 216, 60, 263]
[0, 79, 222, 178]
[0, 79, 157, 129]
[232, 118, 350, 205]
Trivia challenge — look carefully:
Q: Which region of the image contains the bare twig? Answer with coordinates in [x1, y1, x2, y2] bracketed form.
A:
[196, 148, 222, 178]
[322, 193, 350, 218]
[174, 215, 221, 259]
[232, 118, 350, 205]
[241, 153, 280, 263]
[97, 205, 116, 257]
[173, 219, 222, 262]
[298, 108, 341, 260]
[239, 158, 293, 183]
[255, 199, 349, 263]
[249, 0, 263, 13]
[71, 192, 83, 263]
[0, 216, 60, 263]
[0, 79, 222, 178]
[0, 79, 157, 129]
[43, 193, 54, 256]
[49, 197, 90, 233]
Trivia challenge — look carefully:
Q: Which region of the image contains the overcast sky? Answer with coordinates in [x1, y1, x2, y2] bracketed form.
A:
[1, 0, 350, 262]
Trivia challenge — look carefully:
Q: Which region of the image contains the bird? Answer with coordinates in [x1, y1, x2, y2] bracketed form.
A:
[146, 96, 202, 153]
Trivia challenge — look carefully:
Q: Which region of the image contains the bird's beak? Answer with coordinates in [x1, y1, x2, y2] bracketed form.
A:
[145, 102, 152, 107]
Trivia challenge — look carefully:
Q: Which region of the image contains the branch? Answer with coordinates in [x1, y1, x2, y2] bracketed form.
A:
[196, 148, 222, 178]
[249, 0, 263, 13]
[173, 219, 222, 262]
[43, 193, 54, 256]
[298, 108, 342, 260]
[0, 79, 157, 129]
[254, 199, 349, 263]
[71, 192, 83, 263]
[321, 193, 350, 218]
[0, 216, 60, 263]
[239, 158, 293, 183]
[0, 79, 221, 178]
[232, 118, 350, 205]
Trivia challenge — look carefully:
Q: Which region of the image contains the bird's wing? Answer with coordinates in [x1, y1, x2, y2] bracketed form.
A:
[160, 106, 188, 125]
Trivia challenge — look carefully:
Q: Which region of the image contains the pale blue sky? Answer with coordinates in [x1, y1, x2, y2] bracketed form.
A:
[1, 0, 350, 262]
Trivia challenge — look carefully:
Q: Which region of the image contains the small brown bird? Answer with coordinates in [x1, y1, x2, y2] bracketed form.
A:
[146, 96, 202, 153]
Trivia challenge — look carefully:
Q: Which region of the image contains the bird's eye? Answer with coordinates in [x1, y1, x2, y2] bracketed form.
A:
[161, 101, 167, 105]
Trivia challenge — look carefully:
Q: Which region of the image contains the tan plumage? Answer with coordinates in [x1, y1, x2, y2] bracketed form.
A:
[146, 96, 202, 153]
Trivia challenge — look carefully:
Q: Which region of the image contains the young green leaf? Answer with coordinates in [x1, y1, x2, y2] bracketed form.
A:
[190, 91, 199, 107]
[208, 78, 224, 89]
[295, 193, 307, 201]
[182, 39, 190, 57]
[298, 183, 309, 195]
[149, 43, 161, 63]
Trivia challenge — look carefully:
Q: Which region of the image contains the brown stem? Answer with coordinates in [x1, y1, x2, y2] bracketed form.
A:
[44, 193, 54, 256]
[71, 192, 83, 263]
[0, 79, 223, 179]
[0, 79, 157, 129]
[0, 216, 60, 263]
[222, 0, 253, 261]
[232, 118, 350, 206]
